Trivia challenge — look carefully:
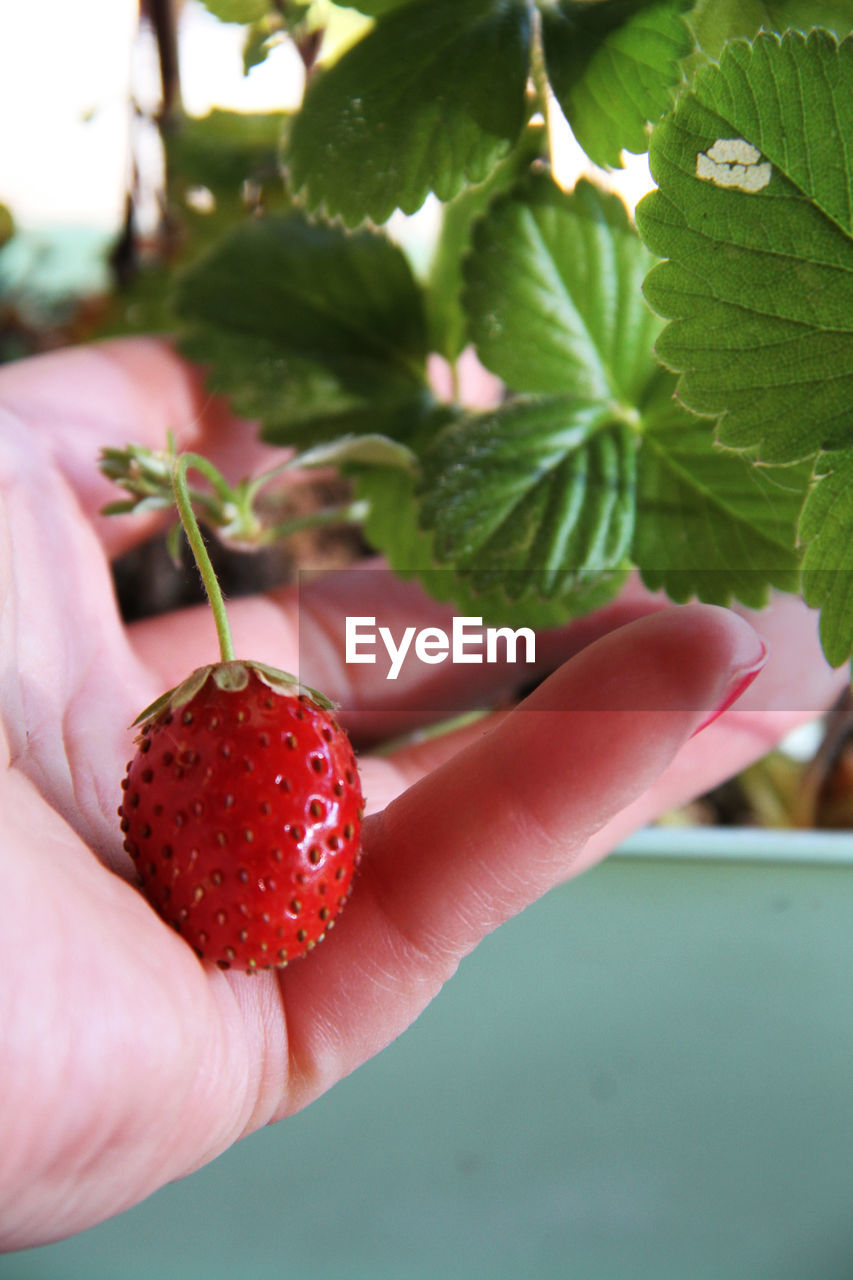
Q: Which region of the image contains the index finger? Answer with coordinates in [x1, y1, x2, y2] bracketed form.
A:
[270, 603, 770, 1114]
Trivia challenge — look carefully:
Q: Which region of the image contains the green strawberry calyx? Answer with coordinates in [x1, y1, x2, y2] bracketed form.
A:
[133, 659, 337, 730]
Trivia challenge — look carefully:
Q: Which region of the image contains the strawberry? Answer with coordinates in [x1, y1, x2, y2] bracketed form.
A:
[119, 660, 363, 971]
[107, 447, 365, 971]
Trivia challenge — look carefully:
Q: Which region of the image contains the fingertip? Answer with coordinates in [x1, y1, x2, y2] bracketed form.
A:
[650, 603, 770, 728]
[654, 602, 768, 678]
[524, 602, 768, 720]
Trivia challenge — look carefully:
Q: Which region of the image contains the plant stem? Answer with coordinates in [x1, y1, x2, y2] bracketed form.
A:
[145, 0, 182, 127]
[528, 2, 557, 172]
[172, 453, 236, 664]
[179, 449, 236, 503]
[261, 499, 369, 544]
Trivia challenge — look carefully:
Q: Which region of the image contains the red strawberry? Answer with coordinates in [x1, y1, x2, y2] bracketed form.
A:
[118, 660, 363, 972]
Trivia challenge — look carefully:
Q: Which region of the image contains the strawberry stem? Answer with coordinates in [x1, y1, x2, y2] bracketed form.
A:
[172, 453, 236, 664]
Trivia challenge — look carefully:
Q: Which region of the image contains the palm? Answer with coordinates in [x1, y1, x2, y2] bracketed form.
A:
[0, 338, 844, 1251]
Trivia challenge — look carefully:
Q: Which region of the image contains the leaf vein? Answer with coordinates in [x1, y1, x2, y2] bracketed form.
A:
[643, 440, 796, 554]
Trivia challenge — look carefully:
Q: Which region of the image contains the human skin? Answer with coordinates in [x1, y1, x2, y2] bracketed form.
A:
[0, 337, 845, 1251]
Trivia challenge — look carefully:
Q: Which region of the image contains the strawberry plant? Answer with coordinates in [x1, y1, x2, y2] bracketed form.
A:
[116, 452, 364, 970]
[105, 0, 853, 673]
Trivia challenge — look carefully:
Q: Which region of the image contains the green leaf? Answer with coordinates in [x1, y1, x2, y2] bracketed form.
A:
[175, 211, 433, 444]
[242, 22, 283, 73]
[634, 370, 811, 607]
[241, 2, 325, 74]
[199, 0, 271, 22]
[293, 433, 417, 472]
[540, 0, 695, 169]
[166, 110, 287, 210]
[419, 396, 637, 599]
[425, 124, 546, 362]
[354, 465, 435, 579]
[286, 0, 532, 224]
[463, 174, 663, 404]
[181, 325, 436, 446]
[636, 29, 853, 463]
[801, 451, 853, 667]
[687, 0, 853, 62]
[354, 464, 623, 627]
[334, 0, 412, 13]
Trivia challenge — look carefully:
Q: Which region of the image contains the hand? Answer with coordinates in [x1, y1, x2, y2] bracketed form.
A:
[0, 338, 843, 1250]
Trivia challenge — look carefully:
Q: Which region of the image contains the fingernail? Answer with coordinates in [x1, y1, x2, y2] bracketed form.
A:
[690, 640, 769, 738]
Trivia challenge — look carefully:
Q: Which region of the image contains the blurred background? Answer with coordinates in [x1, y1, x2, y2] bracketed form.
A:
[0, 0, 316, 351]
